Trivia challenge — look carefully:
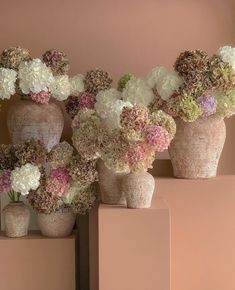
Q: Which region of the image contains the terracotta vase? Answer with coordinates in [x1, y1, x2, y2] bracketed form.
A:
[169, 115, 226, 179]
[97, 159, 126, 205]
[120, 171, 155, 209]
[37, 207, 76, 238]
[3, 202, 30, 238]
[7, 98, 64, 151]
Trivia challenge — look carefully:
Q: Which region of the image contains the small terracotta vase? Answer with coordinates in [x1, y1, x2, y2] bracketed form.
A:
[37, 207, 76, 238]
[97, 159, 126, 205]
[120, 171, 155, 209]
[7, 97, 64, 151]
[169, 115, 226, 179]
[3, 202, 30, 238]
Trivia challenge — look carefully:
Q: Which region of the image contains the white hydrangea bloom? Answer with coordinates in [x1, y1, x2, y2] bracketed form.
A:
[217, 46, 235, 70]
[103, 100, 133, 130]
[95, 88, 121, 119]
[70, 74, 85, 96]
[11, 163, 41, 196]
[63, 182, 85, 204]
[146, 66, 168, 89]
[18, 58, 54, 94]
[156, 71, 183, 100]
[0, 68, 17, 99]
[122, 77, 154, 106]
[50, 75, 71, 101]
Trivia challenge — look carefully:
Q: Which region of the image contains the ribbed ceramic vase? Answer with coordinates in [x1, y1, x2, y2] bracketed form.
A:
[97, 159, 126, 205]
[3, 202, 30, 238]
[169, 115, 226, 179]
[7, 98, 64, 151]
[37, 207, 76, 238]
[120, 171, 155, 209]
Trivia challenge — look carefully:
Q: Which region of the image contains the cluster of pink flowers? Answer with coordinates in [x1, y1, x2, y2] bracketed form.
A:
[30, 91, 51, 104]
[0, 170, 12, 194]
[198, 95, 217, 117]
[145, 125, 170, 152]
[46, 167, 72, 198]
[77, 92, 96, 110]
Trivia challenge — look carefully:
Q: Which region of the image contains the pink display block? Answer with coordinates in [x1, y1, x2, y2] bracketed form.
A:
[0, 231, 76, 290]
[89, 196, 171, 290]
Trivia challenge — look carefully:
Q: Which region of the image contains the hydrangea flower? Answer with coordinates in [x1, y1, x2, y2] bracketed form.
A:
[18, 58, 54, 94]
[198, 95, 217, 117]
[0, 68, 17, 100]
[145, 125, 170, 152]
[11, 163, 41, 195]
[217, 46, 235, 71]
[0, 46, 31, 70]
[50, 75, 71, 101]
[0, 170, 12, 194]
[30, 91, 51, 104]
[42, 49, 70, 75]
[122, 77, 154, 106]
[146, 66, 168, 89]
[48, 141, 74, 169]
[71, 184, 96, 215]
[46, 168, 72, 197]
[215, 89, 235, 118]
[69, 74, 85, 96]
[117, 73, 135, 91]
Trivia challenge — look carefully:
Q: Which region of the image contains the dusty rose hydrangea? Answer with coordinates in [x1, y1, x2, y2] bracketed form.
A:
[42, 49, 70, 75]
[46, 168, 72, 197]
[71, 185, 96, 215]
[198, 95, 217, 117]
[84, 69, 112, 95]
[30, 91, 51, 104]
[0, 170, 12, 193]
[145, 125, 170, 152]
[124, 143, 155, 172]
[48, 141, 74, 169]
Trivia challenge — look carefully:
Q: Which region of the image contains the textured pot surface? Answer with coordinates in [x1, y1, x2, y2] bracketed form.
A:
[97, 159, 126, 205]
[3, 202, 30, 238]
[121, 171, 155, 209]
[169, 116, 226, 179]
[37, 208, 76, 238]
[7, 98, 64, 151]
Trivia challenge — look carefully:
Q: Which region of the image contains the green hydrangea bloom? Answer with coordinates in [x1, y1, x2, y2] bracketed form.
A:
[215, 89, 235, 118]
[150, 110, 176, 139]
[117, 73, 135, 92]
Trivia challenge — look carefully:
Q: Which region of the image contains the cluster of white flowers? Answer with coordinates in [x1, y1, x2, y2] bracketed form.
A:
[50, 75, 71, 101]
[69, 74, 85, 96]
[147, 67, 183, 100]
[11, 163, 41, 196]
[95, 88, 121, 119]
[146, 66, 168, 89]
[18, 59, 54, 94]
[103, 100, 133, 130]
[0, 68, 17, 99]
[217, 46, 235, 70]
[122, 77, 154, 106]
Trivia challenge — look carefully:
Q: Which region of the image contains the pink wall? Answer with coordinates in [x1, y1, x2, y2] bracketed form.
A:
[0, 1, 235, 289]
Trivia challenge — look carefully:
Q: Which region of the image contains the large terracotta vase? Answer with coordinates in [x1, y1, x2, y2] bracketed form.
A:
[120, 171, 155, 209]
[169, 115, 226, 179]
[3, 202, 30, 238]
[37, 207, 76, 238]
[97, 159, 126, 205]
[7, 98, 64, 151]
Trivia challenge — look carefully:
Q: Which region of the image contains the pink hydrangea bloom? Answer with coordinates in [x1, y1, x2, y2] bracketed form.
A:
[30, 91, 51, 104]
[198, 95, 217, 117]
[120, 105, 149, 131]
[77, 92, 96, 110]
[145, 125, 170, 152]
[0, 170, 12, 194]
[46, 168, 72, 197]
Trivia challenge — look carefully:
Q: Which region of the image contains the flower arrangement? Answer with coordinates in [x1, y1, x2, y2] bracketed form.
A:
[0, 47, 85, 104]
[146, 46, 235, 122]
[27, 141, 97, 215]
[0, 140, 43, 202]
[71, 81, 176, 173]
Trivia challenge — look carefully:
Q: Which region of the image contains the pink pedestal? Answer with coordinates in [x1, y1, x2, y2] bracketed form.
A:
[0, 231, 76, 290]
[89, 196, 171, 290]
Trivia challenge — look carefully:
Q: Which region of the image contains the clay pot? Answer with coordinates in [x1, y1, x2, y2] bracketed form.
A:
[3, 202, 30, 238]
[97, 159, 126, 205]
[120, 171, 155, 209]
[37, 207, 76, 238]
[169, 115, 226, 179]
[7, 98, 64, 151]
